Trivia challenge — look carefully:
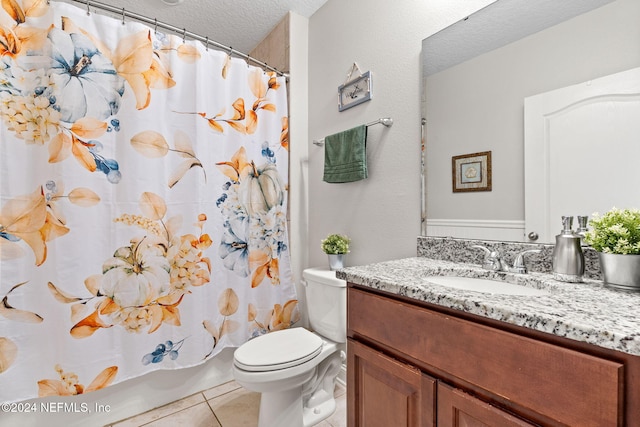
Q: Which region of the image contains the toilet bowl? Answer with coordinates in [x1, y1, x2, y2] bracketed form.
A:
[232, 267, 347, 427]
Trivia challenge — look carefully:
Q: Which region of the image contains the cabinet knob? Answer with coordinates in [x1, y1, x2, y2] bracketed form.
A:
[528, 232, 539, 241]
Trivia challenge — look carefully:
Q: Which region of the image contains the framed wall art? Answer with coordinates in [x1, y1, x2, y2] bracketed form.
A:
[338, 70, 372, 111]
[452, 151, 492, 192]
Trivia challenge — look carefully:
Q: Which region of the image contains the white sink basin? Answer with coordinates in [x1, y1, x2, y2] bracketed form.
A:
[425, 276, 549, 296]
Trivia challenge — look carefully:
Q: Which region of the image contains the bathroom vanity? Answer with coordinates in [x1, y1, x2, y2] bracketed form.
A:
[340, 252, 640, 426]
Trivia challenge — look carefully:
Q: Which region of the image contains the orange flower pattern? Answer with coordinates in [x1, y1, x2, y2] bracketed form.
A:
[0, 1, 295, 403]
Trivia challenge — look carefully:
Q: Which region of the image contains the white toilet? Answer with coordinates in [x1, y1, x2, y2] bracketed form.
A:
[232, 267, 347, 427]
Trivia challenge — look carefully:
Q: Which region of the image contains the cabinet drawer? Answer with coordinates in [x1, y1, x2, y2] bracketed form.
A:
[348, 287, 624, 427]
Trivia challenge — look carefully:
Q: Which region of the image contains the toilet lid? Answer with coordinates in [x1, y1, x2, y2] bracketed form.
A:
[234, 328, 323, 372]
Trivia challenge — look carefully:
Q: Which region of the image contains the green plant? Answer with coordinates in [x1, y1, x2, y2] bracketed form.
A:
[320, 234, 350, 255]
[584, 208, 640, 254]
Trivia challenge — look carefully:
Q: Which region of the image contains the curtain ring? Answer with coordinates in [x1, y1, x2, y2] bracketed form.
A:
[121, 8, 125, 25]
[182, 28, 186, 44]
[86, 0, 90, 16]
[205, 36, 208, 51]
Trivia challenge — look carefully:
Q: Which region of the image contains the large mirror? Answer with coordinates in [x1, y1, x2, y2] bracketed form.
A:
[421, 0, 640, 243]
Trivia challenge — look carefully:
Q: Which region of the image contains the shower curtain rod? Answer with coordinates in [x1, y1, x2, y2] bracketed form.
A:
[62, 0, 289, 78]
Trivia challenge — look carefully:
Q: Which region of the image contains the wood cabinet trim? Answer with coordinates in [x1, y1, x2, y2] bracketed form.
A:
[437, 382, 535, 427]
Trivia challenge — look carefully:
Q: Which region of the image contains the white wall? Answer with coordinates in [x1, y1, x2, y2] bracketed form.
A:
[306, 0, 495, 268]
[287, 12, 311, 326]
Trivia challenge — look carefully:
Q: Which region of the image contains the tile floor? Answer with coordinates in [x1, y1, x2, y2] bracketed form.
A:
[108, 380, 346, 427]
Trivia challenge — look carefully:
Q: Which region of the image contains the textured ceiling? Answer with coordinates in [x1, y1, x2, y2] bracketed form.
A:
[423, 0, 614, 76]
[61, 0, 328, 53]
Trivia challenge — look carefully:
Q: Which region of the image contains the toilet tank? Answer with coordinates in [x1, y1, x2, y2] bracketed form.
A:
[302, 267, 347, 343]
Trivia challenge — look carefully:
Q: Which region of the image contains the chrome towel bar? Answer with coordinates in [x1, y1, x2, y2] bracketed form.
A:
[313, 117, 393, 146]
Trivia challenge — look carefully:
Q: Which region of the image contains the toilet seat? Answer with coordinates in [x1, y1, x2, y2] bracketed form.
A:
[234, 328, 323, 372]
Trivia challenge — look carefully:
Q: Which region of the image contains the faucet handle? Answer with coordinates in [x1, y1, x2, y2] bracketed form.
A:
[510, 249, 542, 274]
[471, 244, 490, 255]
[472, 245, 505, 271]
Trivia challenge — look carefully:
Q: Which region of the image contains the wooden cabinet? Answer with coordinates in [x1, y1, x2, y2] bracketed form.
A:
[348, 339, 436, 427]
[347, 285, 640, 426]
[437, 383, 534, 427]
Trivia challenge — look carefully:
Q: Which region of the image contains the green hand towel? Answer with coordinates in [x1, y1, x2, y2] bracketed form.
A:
[322, 125, 368, 183]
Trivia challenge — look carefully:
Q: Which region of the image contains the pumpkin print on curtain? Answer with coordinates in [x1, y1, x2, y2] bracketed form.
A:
[0, 0, 297, 403]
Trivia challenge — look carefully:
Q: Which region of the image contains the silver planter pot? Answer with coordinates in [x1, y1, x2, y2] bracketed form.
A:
[327, 254, 345, 271]
[598, 252, 640, 291]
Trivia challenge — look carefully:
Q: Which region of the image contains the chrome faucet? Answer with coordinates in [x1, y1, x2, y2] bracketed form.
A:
[510, 249, 542, 274]
[472, 245, 541, 274]
[472, 245, 508, 272]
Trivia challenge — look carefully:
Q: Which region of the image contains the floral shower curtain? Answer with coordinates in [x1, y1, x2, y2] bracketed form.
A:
[0, 0, 297, 403]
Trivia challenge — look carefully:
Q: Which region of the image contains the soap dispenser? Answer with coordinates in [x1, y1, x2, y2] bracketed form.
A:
[576, 215, 589, 243]
[551, 216, 584, 282]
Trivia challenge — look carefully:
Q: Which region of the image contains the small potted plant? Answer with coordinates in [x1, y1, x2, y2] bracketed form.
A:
[584, 207, 640, 291]
[321, 233, 350, 271]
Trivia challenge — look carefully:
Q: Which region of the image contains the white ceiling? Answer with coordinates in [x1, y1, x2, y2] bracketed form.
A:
[423, 0, 614, 76]
[62, 0, 328, 54]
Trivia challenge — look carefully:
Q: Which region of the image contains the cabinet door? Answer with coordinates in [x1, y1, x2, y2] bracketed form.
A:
[437, 383, 535, 427]
[347, 339, 436, 427]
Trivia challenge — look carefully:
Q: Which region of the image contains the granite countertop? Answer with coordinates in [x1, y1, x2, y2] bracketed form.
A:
[337, 257, 640, 357]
